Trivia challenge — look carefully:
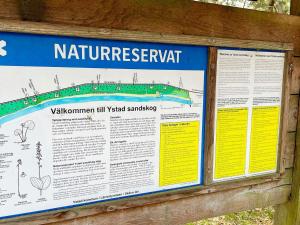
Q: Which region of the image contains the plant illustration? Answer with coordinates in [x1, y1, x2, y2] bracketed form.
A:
[30, 142, 51, 196]
[14, 120, 35, 143]
[17, 159, 27, 199]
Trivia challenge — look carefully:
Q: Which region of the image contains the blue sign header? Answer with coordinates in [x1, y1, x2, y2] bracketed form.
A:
[0, 32, 207, 70]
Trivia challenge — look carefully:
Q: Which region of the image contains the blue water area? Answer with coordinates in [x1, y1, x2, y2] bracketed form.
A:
[0, 95, 192, 125]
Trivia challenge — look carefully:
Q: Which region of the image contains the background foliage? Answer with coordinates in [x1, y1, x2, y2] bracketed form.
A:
[195, 0, 290, 14]
[187, 207, 274, 225]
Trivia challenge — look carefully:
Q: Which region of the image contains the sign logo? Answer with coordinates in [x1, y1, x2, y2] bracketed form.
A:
[0, 40, 7, 56]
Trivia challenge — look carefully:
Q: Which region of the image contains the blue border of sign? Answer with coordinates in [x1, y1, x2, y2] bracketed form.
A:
[0, 32, 208, 70]
[0, 32, 208, 219]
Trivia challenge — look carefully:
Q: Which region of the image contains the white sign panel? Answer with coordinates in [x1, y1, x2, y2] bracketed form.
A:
[0, 33, 207, 218]
[213, 49, 285, 182]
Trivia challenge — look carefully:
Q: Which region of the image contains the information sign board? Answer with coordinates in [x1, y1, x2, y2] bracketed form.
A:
[213, 49, 285, 182]
[0, 32, 207, 218]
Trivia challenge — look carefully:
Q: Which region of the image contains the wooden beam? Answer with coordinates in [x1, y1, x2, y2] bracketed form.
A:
[288, 95, 299, 132]
[291, 0, 300, 16]
[0, 1, 298, 53]
[279, 52, 293, 173]
[0, 177, 291, 225]
[204, 47, 217, 184]
[0, 170, 292, 225]
[291, 57, 300, 95]
[0, 20, 291, 51]
[19, 0, 44, 21]
[275, 97, 300, 225]
[285, 132, 296, 169]
[41, 183, 291, 225]
[0, 169, 292, 225]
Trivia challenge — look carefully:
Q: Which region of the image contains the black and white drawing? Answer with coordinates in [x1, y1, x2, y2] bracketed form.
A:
[30, 142, 51, 196]
[14, 120, 35, 143]
[16, 159, 27, 199]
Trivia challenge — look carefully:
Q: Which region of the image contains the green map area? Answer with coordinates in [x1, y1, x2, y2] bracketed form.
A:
[0, 83, 190, 118]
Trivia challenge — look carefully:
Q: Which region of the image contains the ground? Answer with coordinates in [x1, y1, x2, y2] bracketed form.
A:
[186, 207, 274, 225]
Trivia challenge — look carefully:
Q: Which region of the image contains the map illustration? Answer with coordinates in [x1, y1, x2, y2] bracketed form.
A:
[0, 74, 194, 125]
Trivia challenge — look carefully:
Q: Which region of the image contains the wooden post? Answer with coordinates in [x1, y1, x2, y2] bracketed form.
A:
[291, 0, 300, 16]
[274, 98, 300, 224]
[274, 57, 300, 224]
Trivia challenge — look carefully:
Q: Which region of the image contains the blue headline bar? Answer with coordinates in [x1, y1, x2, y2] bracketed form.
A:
[0, 32, 208, 70]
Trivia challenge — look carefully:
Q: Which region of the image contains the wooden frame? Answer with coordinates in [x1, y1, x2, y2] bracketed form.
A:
[204, 48, 293, 184]
[204, 47, 218, 185]
[0, 19, 293, 51]
[0, 20, 293, 224]
[278, 52, 294, 173]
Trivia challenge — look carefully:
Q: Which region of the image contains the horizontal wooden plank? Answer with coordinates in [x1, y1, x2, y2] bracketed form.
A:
[288, 94, 299, 132]
[0, 170, 292, 225]
[0, 19, 291, 51]
[0, 1, 298, 52]
[291, 57, 300, 94]
[46, 183, 292, 225]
